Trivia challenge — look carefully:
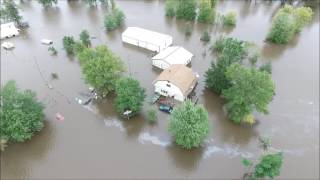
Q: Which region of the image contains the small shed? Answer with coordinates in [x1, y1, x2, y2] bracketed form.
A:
[152, 46, 193, 70]
[153, 64, 197, 102]
[121, 27, 173, 52]
[1, 22, 20, 39]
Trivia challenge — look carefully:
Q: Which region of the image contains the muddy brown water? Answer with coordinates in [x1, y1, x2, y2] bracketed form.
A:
[1, 0, 319, 179]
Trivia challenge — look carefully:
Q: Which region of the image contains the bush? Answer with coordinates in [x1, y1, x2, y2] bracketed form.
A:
[254, 153, 283, 179]
[165, 0, 176, 17]
[38, 0, 58, 8]
[48, 46, 57, 55]
[259, 62, 272, 74]
[62, 36, 76, 55]
[77, 45, 125, 96]
[115, 77, 146, 117]
[104, 8, 125, 31]
[197, 0, 215, 23]
[267, 5, 313, 44]
[79, 30, 91, 47]
[146, 109, 157, 123]
[200, 30, 211, 42]
[223, 64, 275, 123]
[0, 81, 45, 151]
[176, 0, 196, 21]
[222, 11, 237, 26]
[169, 100, 209, 149]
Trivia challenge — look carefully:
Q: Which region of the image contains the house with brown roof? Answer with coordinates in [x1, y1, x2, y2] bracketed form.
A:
[153, 64, 198, 102]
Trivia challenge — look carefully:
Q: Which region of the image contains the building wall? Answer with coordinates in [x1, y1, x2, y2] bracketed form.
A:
[121, 36, 161, 52]
[154, 81, 184, 101]
[152, 60, 170, 70]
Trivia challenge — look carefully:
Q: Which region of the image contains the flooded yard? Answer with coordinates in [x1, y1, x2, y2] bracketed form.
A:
[1, 0, 319, 179]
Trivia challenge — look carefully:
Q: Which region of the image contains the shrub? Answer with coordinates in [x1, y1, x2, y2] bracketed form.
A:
[223, 64, 275, 123]
[1, 0, 22, 25]
[200, 30, 211, 42]
[168, 100, 209, 149]
[197, 0, 215, 23]
[222, 11, 237, 26]
[62, 36, 76, 55]
[176, 0, 196, 21]
[146, 109, 157, 123]
[115, 77, 146, 117]
[48, 46, 57, 55]
[77, 45, 125, 96]
[104, 8, 125, 31]
[267, 5, 313, 44]
[79, 30, 91, 47]
[254, 153, 283, 179]
[165, 0, 176, 17]
[259, 62, 272, 74]
[38, 0, 58, 8]
[0, 81, 44, 151]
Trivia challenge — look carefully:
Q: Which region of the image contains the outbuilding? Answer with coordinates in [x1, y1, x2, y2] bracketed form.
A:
[121, 27, 173, 52]
[153, 64, 197, 102]
[1, 22, 20, 39]
[152, 46, 193, 70]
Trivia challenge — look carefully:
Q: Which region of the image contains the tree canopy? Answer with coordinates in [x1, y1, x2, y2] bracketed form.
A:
[223, 64, 275, 123]
[77, 45, 125, 96]
[115, 77, 146, 117]
[62, 36, 76, 55]
[0, 0, 22, 25]
[267, 5, 313, 44]
[104, 8, 125, 31]
[197, 0, 215, 23]
[0, 81, 44, 151]
[169, 100, 209, 149]
[176, 0, 197, 21]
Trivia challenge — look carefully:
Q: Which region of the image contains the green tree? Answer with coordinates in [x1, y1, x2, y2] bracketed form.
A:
[85, 0, 97, 7]
[222, 11, 237, 26]
[200, 30, 211, 42]
[62, 36, 76, 55]
[0, 0, 22, 25]
[115, 77, 146, 117]
[77, 45, 124, 96]
[176, 0, 196, 21]
[197, 0, 215, 23]
[169, 100, 209, 149]
[38, 0, 58, 8]
[104, 8, 125, 31]
[79, 30, 91, 47]
[267, 5, 313, 44]
[0, 81, 44, 151]
[223, 64, 275, 123]
[165, 0, 176, 17]
[206, 37, 247, 94]
[259, 62, 272, 74]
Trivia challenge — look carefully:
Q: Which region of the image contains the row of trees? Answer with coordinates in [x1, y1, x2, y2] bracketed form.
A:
[0, 81, 45, 151]
[205, 36, 275, 124]
[267, 5, 313, 44]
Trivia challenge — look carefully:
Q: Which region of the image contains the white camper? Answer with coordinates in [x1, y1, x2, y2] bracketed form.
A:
[153, 64, 197, 102]
[1, 22, 20, 39]
[121, 27, 173, 52]
[152, 46, 193, 70]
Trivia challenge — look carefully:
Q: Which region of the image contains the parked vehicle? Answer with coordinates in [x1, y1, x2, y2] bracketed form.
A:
[159, 104, 173, 114]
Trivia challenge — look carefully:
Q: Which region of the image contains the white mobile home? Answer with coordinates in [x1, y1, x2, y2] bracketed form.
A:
[152, 46, 193, 70]
[153, 64, 197, 102]
[1, 22, 20, 39]
[121, 27, 173, 52]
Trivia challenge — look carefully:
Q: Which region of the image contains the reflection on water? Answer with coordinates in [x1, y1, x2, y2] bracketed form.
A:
[1, 0, 319, 179]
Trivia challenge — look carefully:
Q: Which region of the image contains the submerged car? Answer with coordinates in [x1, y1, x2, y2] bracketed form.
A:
[159, 104, 173, 114]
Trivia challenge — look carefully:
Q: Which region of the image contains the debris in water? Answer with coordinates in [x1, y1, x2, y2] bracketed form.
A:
[55, 113, 65, 121]
[41, 39, 53, 45]
[138, 132, 171, 147]
[51, 72, 58, 79]
[103, 119, 125, 132]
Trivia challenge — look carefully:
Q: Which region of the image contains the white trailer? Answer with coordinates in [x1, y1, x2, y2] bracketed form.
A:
[152, 46, 193, 70]
[1, 22, 20, 39]
[121, 27, 173, 52]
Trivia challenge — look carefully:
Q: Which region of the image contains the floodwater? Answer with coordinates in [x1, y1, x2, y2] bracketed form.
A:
[1, 0, 319, 179]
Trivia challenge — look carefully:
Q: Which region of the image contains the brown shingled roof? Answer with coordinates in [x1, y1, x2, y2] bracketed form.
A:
[154, 65, 197, 96]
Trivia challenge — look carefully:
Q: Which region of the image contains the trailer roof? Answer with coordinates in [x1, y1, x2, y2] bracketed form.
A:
[122, 27, 172, 46]
[152, 46, 193, 65]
